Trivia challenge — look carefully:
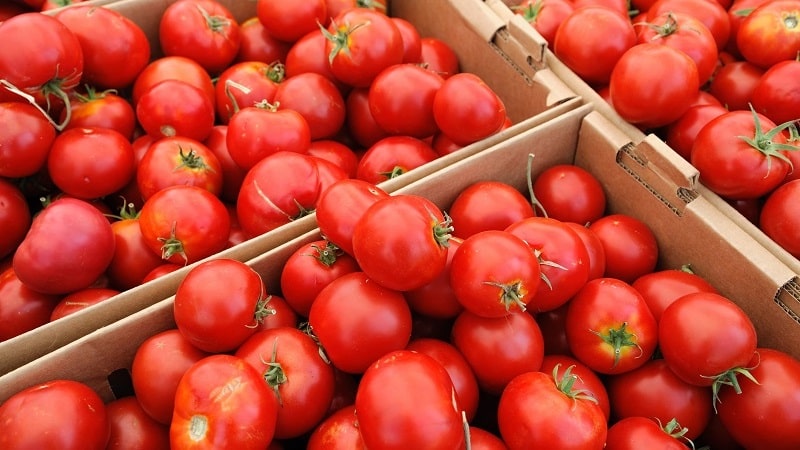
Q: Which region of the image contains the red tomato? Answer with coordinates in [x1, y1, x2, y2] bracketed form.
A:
[131, 55, 215, 108]
[226, 103, 312, 170]
[138, 185, 231, 264]
[760, 179, 800, 258]
[0, 101, 57, 178]
[515, 0, 575, 46]
[751, 59, 800, 126]
[725, 0, 772, 56]
[541, 354, 611, 420]
[136, 135, 223, 200]
[432, 72, 507, 146]
[174, 258, 268, 353]
[170, 354, 279, 450]
[257, 0, 327, 43]
[737, 0, 800, 69]
[609, 43, 700, 129]
[105, 396, 170, 450]
[284, 28, 343, 89]
[355, 135, 439, 184]
[0, 379, 109, 449]
[60, 88, 136, 139]
[203, 125, 248, 203]
[13, 197, 115, 295]
[345, 86, 390, 148]
[605, 416, 694, 450]
[54, 5, 150, 89]
[532, 164, 606, 224]
[255, 294, 299, 330]
[352, 194, 451, 291]
[717, 348, 800, 450]
[659, 292, 757, 390]
[448, 180, 535, 240]
[307, 139, 359, 178]
[141, 263, 183, 283]
[707, 60, 765, 111]
[49, 287, 119, 321]
[308, 271, 412, 374]
[565, 222, 606, 281]
[0, 178, 30, 259]
[235, 16, 292, 64]
[106, 209, 165, 291]
[404, 237, 465, 319]
[647, 0, 731, 49]
[306, 404, 366, 449]
[159, 0, 241, 75]
[47, 127, 135, 200]
[368, 63, 444, 138]
[534, 302, 572, 356]
[355, 350, 466, 449]
[631, 267, 718, 323]
[272, 71, 346, 140]
[451, 309, 544, 395]
[419, 37, 460, 79]
[214, 60, 283, 124]
[665, 103, 729, 161]
[392, 16, 423, 63]
[497, 367, 607, 450]
[136, 79, 216, 142]
[588, 213, 659, 283]
[0, 267, 61, 341]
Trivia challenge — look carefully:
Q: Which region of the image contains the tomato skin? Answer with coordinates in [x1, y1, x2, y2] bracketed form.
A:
[0, 102, 58, 178]
[49, 287, 119, 321]
[203, 125, 248, 204]
[61, 89, 137, 140]
[284, 29, 343, 89]
[432, 72, 507, 146]
[106, 214, 165, 291]
[707, 60, 764, 112]
[131, 56, 215, 108]
[307, 404, 366, 449]
[451, 309, 544, 395]
[605, 416, 690, 450]
[226, 105, 312, 170]
[308, 271, 413, 374]
[13, 197, 115, 295]
[257, 0, 327, 43]
[760, 179, 800, 258]
[405, 237, 465, 319]
[105, 396, 170, 450]
[174, 258, 266, 353]
[566, 278, 658, 375]
[737, 0, 800, 69]
[497, 369, 607, 450]
[214, 61, 282, 124]
[355, 350, 466, 450]
[565, 222, 606, 281]
[235, 16, 292, 64]
[170, 354, 279, 450]
[273, 72, 346, 140]
[136, 79, 216, 142]
[448, 180, 535, 240]
[647, 0, 731, 50]
[345, 86, 390, 148]
[316, 179, 390, 256]
[0, 267, 61, 341]
[631, 267, 718, 323]
[355, 135, 439, 184]
[588, 213, 659, 283]
[368, 62, 444, 138]
[0, 178, 30, 259]
[307, 139, 359, 178]
[717, 348, 800, 450]
[515, 0, 575, 46]
[751, 59, 800, 126]
[136, 136, 223, 200]
[532, 164, 606, 224]
[0, 379, 109, 450]
[665, 104, 729, 161]
[419, 37, 460, 79]
[541, 354, 610, 420]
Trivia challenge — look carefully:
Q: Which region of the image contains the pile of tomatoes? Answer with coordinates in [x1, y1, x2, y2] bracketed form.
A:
[0, 0, 510, 341]
[516, 0, 800, 261]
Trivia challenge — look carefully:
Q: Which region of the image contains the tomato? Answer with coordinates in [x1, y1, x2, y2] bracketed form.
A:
[256, 294, 299, 330]
[307, 404, 366, 449]
[106, 207, 165, 291]
[368, 63, 444, 138]
[355, 135, 439, 184]
[272, 71, 346, 140]
[554, 6, 637, 86]
[717, 348, 800, 450]
[588, 213, 658, 283]
[141, 263, 183, 283]
[0, 267, 60, 341]
[279, 238, 360, 317]
[541, 354, 610, 420]
[170, 354, 278, 450]
[159, 0, 241, 75]
[345, 86, 389, 148]
[515, 0, 574, 46]
[751, 59, 800, 126]
[284, 28, 344, 90]
[138, 185, 231, 265]
[235, 16, 291, 64]
[226, 103, 312, 170]
[174, 258, 268, 353]
[60, 88, 137, 139]
[564, 222, 606, 281]
[105, 396, 170, 450]
[609, 43, 700, 129]
[391, 16, 422, 63]
[136, 79, 216, 142]
[737, 0, 800, 69]
[314, 155, 350, 193]
[323, 8, 404, 88]
[0, 178, 30, 259]
[406, 337, 480, 422]
[0, 101, 57, 178]
[131, 56, 215, 108]
[760, 179, 800, 258]
[308, 271, 412, 374]
[316, 178, 391, 256]
[497, 366, 607, 450]
[326, 0, 388, 19]
[14, 197, 115, 294]
[467, 427, 508, 450]
[636, 11, 719, 84]
[355, 350, 466, 449]
[49, 287, 119, 321]
[659, 291, 757, 394]
[432, 72, 507, 146]
[664, 103, 729, 161]
[214, 60, 283, 124]
[631, 266, 718, 323]
[451, 309, 544, 394]
[54, 4, 150, 89]
[236, 151, 320, 237]
[605, 358, 713, 440]
[725, 0, 772, 56]
[0, 12, 83, 130]
[47, 127, 135, 200]
[707, 60, 765, 111]
[203, 125, 248, 203]
[404, 237, 465, 319]
[534, 301, 572, 356]
[605, 416, 694, 450]
[307, 139, 359, 178]
[257, 0, 327, 43]
[448, 180, 535, 240]
[419, 36, 460, 79]
[532, 164, 606, 224]
[647, 0, 730, 50]
[352, 194, 451, 291]
[691, 108, 795, 200]
[0, 379, 109, 449]
[137, 136, 223, 200]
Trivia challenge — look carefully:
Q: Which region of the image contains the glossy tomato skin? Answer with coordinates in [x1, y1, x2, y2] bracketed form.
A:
[432, 72, 507, 146]
[0, 379, 109, 449]
[226, 105, 312, 170]
[13, 197, 115, 295]
[665, 104, 729, 161]
[0, 267, 61, 341]
[235, 16, 292, 64]
[707, 60, 764, 112]
[516, 0, 575, 46]
[136, 135, 223, 200]
[170, 354, 279, 450]
[760, 179, 800, 258]
[565, 222, 606, 281]
[631, 267, 718, 323]
[308, 271, 412, 374]
[540, 354, 610, 420]
[307, 404, 366, 449]
[751, 59, 800, 125]
[448, 180, 535, 240]
[404, 237, 465, 319]
[532, 164, 606, 224]
[60, 89, 137, 140]
[273, 72, 346, 140]
[106, 214, 165, 291]
[368, 62, 444, 138]
[646, 0, 731, 50]
[717, 348, 800, 450]
[214, 60, 282, 124]
[131, 55, 215, 108]
[257, 0, 327, 43]
[307, 139, 359, 178]
[203, 125, 248, 203]
[174, 258, 266, 353]
[0, 178, 30, 259]
[497, 369, 607, 450]
[105, 396, 170, 450]
[737, 0, 800, 69]
[131, 328, 210, 424]
[49, 287, 119, 321]
[588, 213, 659, 283]
[419, 37, 460, 79]
[136, 79, 216, 142]
[315, 178, 390, 256]
[355, 350, 466, 450]
[605, 416, 690, 450]
[0, 101, 57, 178]
[355, 135, 439, 184]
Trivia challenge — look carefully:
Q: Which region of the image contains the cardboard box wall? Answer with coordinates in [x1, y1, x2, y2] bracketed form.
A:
[0, 0, 582, 376]
[3, 104, 799, 407]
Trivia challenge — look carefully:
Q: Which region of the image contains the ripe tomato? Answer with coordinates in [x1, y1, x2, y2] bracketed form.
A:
[588, 213, 659, 283]
[541, 354, 610, 420]
[631, 267, 718, 323]
[307, 405, 365, 449]
[307, 139, 360, 178]
[707, 60, 764, 111]
[355, 350, 466, 449]
[131, 55, 215, 108]
[497, 366, 607, 450]
[308, 271, 412, 374]
[565, 222, 606, 281]
[0, 379, 109, 449]
[532, 164, 606, 224]
[665, 104, 729, 161]
[609, 43, 700, 129]
[284, 28, 343, 88]
[138, 185, 231, 265]
[257, 0, 327, 43]
[451, 309, 544, 395]
[315, 178, 390, 255]
[235, 16, 292, 64]
[49, 287, 119, 321]
[105, 396, 170, 450]
[136, 135, 223, 200]
[13, 197, 115, 295]
[203, 125, 248, 203]
[760, 179, 800, 258]
[646, 0, 731, 50]
[0, 101, 57, 178]
[737, 0, 800, 69]
[174, 258, 268, 353]
[106, 203, 165, 290]
[368, 62, 444, 138]
[226, 103, 311, 170]
[352, 194, 451, 291]
[236, 327, 336, 439]
[432, 72, 507, 146]
[170, 354, 278, 450]
[136, 79, 216, 142]
[404, 236, 465, 319]
[355, 135, 439, 184]
[345, 86, 390, 148]
[419, 37, 460, 79]
[0, 178, 30, 259]
[272, 71, 346, 140]
[515, 0, 575, 46]
[159, 0, 241, 75]
[54, 5, 150, 89]
[214, 60, 283, 124]
[60, 88, 137, 139]
[392, 16, 423, 63]
[751, 59, 800, 126]
[448, 180, 535, 240]
[725, 0, 772, 55]
[0, 267, 61, 341]
[256, 294, 299, 330]
[605, 416, 694, 450]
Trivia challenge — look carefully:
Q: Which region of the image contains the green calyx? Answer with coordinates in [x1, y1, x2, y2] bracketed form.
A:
[483, 280, 528, 313]
[591, 321, 641, 368]
[308, 241, 343, 268]
[176, 146, 215, 172]
[158, 221, 188, 265]
[551, 363, 599, 403]
[738, 105, 799, 175]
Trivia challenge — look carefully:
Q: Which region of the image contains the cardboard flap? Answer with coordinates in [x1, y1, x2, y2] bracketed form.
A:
[455, 0, 507, 42]
[478, 0, 548, 74]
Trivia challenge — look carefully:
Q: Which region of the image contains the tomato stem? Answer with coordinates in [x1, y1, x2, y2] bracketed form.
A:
[737, 105, 800, 175]
[308, 240, 343, 267]
[591, 321, 642, 368]
[551, 363, 599, 404]
[483, 280, 528, 312]
[525, 153, 548, 217]
[158, 221, 188, 265]
[261, 339, 287, 406]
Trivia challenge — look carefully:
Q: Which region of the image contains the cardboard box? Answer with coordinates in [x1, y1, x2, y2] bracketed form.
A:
[1, 0, 579, 376]
[4, 104, 799, 409]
